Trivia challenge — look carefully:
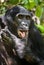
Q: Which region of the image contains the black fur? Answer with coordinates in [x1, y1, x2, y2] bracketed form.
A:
[0, 5, 44, 65]
[5, 5, 44, 65]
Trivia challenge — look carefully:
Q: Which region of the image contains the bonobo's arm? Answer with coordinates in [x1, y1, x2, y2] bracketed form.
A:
[2, 28, 26, 59]
[29, 24, 44, 60]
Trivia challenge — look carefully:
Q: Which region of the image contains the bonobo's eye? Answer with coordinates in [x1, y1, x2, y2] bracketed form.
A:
[18, 15, 23, 19]
[26, 15, 31, 20]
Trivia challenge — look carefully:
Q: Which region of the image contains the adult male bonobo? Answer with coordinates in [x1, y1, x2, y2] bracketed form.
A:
[5, 5, 44, 65]
[5, 5, 32, 58]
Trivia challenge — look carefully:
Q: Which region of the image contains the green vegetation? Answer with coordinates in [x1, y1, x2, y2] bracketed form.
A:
[0, 0, 44, 17]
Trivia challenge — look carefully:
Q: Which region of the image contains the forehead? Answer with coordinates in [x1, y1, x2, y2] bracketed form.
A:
[17, 6, 31, 16]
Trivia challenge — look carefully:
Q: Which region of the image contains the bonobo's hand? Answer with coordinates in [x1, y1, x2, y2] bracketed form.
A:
[1, 28, 26, 59]
[1, 28, 13, 46]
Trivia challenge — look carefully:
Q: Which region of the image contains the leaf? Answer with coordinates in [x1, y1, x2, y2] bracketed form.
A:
[35, 6, 43, 18]
[21, 0, 28, 4]
[7, 0, 20, 5]
[21, 0, 36, 10]
[36, 24, 44, 33]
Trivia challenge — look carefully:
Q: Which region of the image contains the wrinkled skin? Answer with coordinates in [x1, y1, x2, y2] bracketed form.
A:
[0, 5, 44, 65]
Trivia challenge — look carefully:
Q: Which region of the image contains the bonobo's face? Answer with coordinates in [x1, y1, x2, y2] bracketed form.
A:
[14, 6, 32, 39]
[5, 5, 32, 39]
[16, 14, 31, 39]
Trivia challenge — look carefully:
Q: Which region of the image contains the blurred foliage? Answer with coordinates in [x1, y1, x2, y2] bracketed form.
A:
[6, 0, 21, 5]
[0, 0, 44, 17]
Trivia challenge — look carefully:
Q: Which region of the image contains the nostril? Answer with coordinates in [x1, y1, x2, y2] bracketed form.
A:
[25, 24, 28, 26]
[21, 22, 28, 26]
[22, 24, 27, 26]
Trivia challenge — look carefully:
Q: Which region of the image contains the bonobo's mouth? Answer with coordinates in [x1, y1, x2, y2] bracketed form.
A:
[18, 29, 28, 38]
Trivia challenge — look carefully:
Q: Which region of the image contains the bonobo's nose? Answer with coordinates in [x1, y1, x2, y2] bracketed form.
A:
[21, 22, 28, 27]
[20, 22, 29, 30]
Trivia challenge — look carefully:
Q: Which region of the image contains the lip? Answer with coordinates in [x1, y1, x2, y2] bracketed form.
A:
[18, 29, 28, 38]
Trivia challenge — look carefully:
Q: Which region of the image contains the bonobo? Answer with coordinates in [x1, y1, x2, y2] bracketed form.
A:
[4, 5, 44, 65]
[5, 5, 33, 58]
